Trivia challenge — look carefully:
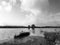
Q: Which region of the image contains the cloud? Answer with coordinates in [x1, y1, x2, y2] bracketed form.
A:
[0, 0, 60, 26]
[0, 0, 50, 26]
[48, 0, 60, 14]
[20, 0, 60, 26]
[20, 0, 51, 25]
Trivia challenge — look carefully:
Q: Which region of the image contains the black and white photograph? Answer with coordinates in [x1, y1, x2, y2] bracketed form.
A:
[0, 0, 60, 45]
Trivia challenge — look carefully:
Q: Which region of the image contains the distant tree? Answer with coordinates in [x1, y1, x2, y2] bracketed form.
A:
[31, 24, 35, 30]
[28, 25, 30, 29]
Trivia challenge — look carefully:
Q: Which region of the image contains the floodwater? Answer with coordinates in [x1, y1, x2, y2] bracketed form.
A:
[0, 28, 60, 43]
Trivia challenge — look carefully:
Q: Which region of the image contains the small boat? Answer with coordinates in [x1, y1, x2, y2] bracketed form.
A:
[14, 32, 30, 39]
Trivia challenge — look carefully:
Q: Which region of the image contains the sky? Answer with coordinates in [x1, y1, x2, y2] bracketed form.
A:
[0, 0, 60, 26]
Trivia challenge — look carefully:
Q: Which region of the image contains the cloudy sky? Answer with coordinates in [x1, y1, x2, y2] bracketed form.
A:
[0, 0, 60, 26]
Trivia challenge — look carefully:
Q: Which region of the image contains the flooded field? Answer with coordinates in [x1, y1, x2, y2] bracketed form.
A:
[0, 36, 47, 45]
[0, 28, 60, 43]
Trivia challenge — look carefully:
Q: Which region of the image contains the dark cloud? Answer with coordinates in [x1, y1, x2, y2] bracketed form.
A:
[48, 0, 60, 14]
[33, 0, 60, 26]
[33, 0, 60, 14]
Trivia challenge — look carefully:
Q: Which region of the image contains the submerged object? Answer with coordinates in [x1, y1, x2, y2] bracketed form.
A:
[14, 32, 30, 39]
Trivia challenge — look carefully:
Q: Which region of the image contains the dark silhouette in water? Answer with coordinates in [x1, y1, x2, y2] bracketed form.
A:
[14, 32, 30, 39]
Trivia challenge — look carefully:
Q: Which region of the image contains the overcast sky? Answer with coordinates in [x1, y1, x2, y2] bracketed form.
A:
[0, 0, 60, 26]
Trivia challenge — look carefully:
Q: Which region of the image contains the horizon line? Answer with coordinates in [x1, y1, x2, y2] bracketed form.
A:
[0, 26, 60, 28]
